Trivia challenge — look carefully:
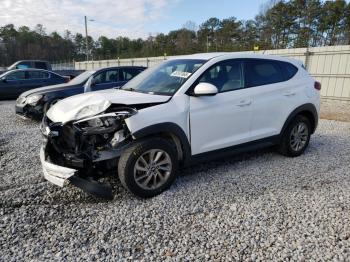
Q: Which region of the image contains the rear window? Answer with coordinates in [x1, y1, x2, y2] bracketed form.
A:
[279, 61, 298, 80]
[245, 59, 284, 87]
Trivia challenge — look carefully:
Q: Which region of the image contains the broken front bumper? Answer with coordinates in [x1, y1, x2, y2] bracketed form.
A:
[40, 145, 77, 187]
[40, 144, 113, 198]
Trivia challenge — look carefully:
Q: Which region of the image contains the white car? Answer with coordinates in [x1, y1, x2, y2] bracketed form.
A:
[40, 53, 320, 198]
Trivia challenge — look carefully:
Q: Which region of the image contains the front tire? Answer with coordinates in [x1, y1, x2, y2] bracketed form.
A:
[278, 115, 311, 157]
[118, 138, 178, 198]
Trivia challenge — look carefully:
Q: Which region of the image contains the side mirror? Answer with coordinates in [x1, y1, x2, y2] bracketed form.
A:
[1, 78, 7, 83]
[193, 83, 218, 96]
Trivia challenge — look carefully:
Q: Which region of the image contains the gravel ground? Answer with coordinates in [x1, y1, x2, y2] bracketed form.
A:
[321, 99, 350, 122]
[1, 100, 350, 261]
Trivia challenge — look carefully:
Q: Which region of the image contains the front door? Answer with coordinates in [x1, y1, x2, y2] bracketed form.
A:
[189, 59, 253, 155]
[0, 71, 26, 99]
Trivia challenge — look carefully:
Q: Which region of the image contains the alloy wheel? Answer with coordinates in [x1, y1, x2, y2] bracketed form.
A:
[290, 122, 309, 152]
[133, 149, 173, 190]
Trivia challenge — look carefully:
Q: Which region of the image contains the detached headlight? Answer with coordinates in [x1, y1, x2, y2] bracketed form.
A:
[26, 95, 43, 106]
[74, 113, 121, 134]
[75, 101, 111, 120]
[74, 109, 137, 135]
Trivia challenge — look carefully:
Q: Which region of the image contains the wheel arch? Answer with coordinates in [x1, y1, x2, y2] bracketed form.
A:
[281, 103, 318, 136]
[131, 122, 191, 165]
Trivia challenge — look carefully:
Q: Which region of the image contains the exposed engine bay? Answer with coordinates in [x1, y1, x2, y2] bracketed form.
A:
[42, 106, 136, 167]
[40, 104, 156, 198]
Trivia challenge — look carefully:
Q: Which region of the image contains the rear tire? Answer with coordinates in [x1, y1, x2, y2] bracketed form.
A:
[118, 138, 178, 198]
[278, 115, 311, 157]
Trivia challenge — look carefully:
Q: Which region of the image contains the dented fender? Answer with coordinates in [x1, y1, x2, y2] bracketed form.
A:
[125, 94, 191, 140]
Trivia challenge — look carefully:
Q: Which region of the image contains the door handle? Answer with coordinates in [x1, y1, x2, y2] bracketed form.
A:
[283, 91, 296, 97]
[236, 100, 252, 107]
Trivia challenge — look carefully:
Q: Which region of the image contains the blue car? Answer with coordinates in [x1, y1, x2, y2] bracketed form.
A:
[0, 69, 68, 99]
[15, 66, 146, 119]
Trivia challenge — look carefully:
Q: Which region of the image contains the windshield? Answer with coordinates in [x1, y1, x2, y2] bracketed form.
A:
[0, 70, 16, 79]
[69, 70, 95, 85]
[121, 59, 206, 96]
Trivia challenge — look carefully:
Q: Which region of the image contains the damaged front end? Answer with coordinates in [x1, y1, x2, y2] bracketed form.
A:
[40, 107, 137, 198]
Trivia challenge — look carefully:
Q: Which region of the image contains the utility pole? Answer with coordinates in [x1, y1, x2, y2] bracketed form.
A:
[85, 16, 89, 61]
[207, 35, 209, 52]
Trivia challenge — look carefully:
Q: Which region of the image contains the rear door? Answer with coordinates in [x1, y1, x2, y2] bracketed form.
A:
[246, 59, 300, 140]
[26, 70, 50, 89]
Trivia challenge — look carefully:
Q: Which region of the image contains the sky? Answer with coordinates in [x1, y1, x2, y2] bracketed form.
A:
[0, 0, 266, 39]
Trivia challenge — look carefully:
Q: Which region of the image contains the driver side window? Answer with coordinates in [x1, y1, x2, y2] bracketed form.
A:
[198, 60, 245, 93]
[94, 70, 118, 84]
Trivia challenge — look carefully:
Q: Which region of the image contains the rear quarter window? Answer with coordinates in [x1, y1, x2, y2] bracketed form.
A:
[279, 61, 298, 81]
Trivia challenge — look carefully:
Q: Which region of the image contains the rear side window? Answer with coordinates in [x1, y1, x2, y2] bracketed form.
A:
[279, 61, 298, 80]
[245, 59, 284, 87]
[28, 71, 49, 79]
[34, 62, 48, 70]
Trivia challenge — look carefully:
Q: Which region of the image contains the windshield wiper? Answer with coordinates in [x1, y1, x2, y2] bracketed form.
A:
[122, 87, 135, 92]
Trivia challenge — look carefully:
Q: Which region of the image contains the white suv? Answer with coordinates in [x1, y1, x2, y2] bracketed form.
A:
[40, 53, 320, 198]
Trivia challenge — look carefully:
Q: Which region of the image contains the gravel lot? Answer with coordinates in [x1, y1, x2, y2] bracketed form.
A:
[1, 100, 350, 261]
[321, 99, 350, 122]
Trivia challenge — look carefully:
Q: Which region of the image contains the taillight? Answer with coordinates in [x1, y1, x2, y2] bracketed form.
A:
[314, 81, 321, 91]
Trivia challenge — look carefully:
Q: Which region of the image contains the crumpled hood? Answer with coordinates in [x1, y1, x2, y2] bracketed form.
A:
[46, 89, 170, 123]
